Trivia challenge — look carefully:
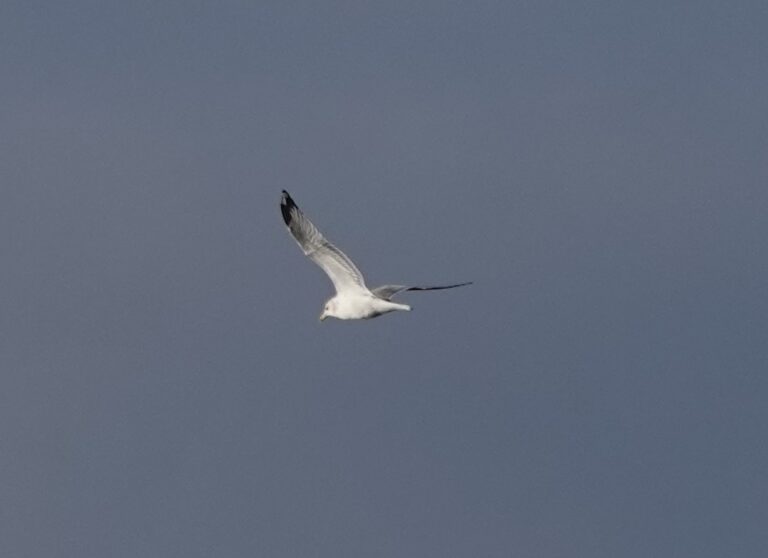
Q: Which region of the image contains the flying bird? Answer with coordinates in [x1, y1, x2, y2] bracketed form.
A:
[280, 190, 471, 321]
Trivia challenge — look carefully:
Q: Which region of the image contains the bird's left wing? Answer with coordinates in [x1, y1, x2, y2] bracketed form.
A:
[280, 190, 368, 295]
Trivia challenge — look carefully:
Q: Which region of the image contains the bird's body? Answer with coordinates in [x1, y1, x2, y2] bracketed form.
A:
[325, 292, 411, 320]
[279, 190, 470, 321]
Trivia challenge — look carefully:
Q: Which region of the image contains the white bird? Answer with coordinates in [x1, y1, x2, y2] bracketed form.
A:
[280, 190, 471, 321]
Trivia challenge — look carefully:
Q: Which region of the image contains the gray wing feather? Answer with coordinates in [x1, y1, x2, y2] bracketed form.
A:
[370, 285, 410, 300]
[371, 282, 472, 300]
[281, 191, 368, 294]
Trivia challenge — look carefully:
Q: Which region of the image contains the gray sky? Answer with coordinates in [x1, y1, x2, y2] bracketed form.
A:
[2, 2, 767, 556]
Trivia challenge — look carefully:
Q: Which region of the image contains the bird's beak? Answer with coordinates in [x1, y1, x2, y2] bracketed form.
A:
[319, 313, 327, 322]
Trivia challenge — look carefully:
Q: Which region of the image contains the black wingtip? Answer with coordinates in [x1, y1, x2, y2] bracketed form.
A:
[438, 281, 473, 289]
[406, 281, 473, 292]
[280, 190, 297, 225]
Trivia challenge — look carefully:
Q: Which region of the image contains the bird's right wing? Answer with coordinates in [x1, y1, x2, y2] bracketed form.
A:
[371, 282, 472, 300]
[280, 190, 368, 295]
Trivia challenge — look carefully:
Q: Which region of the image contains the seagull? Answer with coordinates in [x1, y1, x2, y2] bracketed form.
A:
[280, 190, 471, 321]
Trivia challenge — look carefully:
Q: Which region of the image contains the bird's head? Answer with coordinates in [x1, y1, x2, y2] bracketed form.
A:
[319, 299, 337, 322]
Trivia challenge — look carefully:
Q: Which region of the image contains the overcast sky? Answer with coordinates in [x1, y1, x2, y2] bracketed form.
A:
[2, 2, 767, 557]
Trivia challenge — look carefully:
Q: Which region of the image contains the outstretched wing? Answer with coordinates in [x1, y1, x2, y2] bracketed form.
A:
[280, 190, 368, 294]
[371, 282, 472, 300]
